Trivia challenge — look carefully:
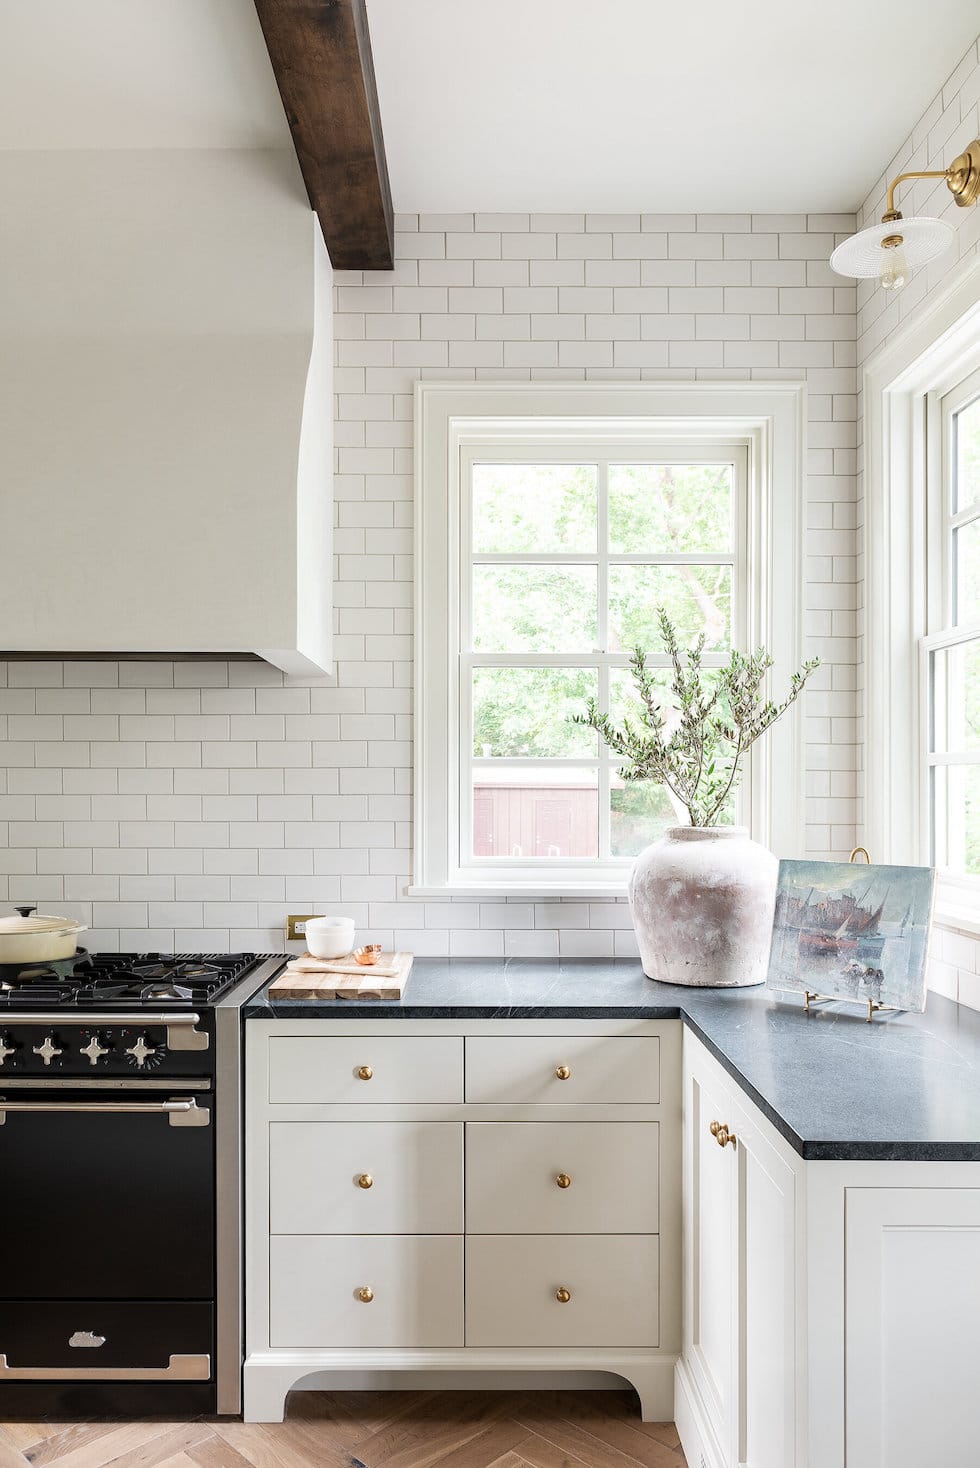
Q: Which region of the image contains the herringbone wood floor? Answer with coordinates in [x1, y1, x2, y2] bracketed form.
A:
[0, 1390, 687, 1468]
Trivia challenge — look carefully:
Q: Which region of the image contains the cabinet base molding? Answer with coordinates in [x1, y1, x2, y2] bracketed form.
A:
[673, 1359, 727, 1468]
[243, 1349, 676, 1424]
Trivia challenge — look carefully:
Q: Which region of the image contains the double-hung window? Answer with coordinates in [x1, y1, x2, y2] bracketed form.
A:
[464, 447, 747, 869]
[923, 365, 980, 883]
[414, 383, 806, 895]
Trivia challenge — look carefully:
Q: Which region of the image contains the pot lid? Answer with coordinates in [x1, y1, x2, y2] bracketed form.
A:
[0, 907, 83, 935]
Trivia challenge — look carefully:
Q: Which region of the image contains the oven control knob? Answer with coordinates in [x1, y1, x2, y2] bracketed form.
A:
[80, 1035, 111, 1066]
[33, 1035, 64, 1067]
[124, 1035, 157, 1069]
[0, 1036, 15, 1066]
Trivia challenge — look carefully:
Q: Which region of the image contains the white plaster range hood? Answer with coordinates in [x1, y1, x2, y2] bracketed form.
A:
[0, 148, 332, 675]
[0, 1, 333, 676]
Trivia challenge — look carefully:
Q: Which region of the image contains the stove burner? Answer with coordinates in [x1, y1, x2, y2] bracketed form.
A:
[132, 960, 221, 983]
[140, 981, 194, 1002]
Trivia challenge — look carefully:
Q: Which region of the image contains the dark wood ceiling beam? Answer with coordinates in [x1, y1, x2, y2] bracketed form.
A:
[254, 0, 394, 270]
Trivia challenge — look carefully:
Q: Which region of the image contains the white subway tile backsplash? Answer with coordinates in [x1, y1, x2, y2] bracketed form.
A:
[0, 193, 876, 956]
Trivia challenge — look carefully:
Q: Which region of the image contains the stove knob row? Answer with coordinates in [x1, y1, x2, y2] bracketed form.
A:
[0, 1031, 167, 1069]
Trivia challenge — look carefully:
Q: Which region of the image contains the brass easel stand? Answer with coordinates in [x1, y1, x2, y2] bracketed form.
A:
[802, 846, 896, 1023]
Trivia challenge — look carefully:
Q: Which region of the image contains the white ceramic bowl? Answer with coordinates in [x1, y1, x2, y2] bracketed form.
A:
[305, 916, 356, 960]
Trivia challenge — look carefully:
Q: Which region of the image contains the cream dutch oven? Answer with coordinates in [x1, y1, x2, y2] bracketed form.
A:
[0, 905, 88, 965]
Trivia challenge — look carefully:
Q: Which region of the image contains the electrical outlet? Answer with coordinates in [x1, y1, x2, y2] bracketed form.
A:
[286, 913, 320, 941]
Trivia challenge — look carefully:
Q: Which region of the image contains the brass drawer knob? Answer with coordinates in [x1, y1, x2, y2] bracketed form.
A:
[556, 1173, 572, 1189]
[357, 1173, 374, 1189]
[555, 1065, 571, 1080]
[710, 1120, 737, 1149]
[356, 1065, 373, 1081]
[356, 1286, 374, 1303]
[555, 1287, 572, 1303]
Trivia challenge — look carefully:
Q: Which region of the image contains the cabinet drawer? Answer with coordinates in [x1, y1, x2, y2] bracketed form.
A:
[466, 1122, 658, 1234]
[269, 1236, 463, 1349]
[270, 1122, 463, 1234]
[466, 1235, 659, 1348]
[267, 1036, 463, 1103]
[465, 1035, 660, 1104]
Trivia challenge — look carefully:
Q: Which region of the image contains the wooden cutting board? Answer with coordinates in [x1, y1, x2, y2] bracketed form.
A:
[269, 951, 413, 1000]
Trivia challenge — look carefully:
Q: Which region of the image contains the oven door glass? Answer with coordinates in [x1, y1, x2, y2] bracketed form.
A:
[0, 1088, 214, 1298]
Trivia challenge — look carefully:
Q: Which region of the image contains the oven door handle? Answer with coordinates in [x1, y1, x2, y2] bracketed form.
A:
[0, 1013, 208, 1051]
[0, 1352, 210, 1381]
[0, 1097, 210, 1128]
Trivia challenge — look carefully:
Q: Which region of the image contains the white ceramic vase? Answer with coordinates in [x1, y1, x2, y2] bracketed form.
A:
[628, 826, 778, 988]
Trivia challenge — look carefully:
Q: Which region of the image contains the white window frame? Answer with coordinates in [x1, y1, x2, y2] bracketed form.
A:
[920, 364, 980, 887]
[863, 254, 980, 928]
[412, 382, 807, 897]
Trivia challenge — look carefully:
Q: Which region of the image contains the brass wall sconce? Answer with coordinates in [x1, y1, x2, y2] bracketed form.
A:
[831, 139, 980, 292]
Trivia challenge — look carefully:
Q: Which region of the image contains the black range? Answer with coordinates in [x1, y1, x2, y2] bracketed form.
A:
[0, 949, 286, 1419]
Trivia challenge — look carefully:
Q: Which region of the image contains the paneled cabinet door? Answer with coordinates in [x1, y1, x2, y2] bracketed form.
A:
[730, 1091, 798, 1468]
[684, 1053, 738, 1458]
[684, 1039, 799, 1468]
[846, 1187, 980, 1468]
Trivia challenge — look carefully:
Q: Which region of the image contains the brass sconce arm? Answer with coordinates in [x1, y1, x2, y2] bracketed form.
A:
[884, 168, 951, 217]
[883, 142, 980, 221]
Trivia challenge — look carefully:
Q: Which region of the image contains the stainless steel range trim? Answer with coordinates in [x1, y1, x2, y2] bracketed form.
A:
[212, 954, 286, 1416]
[0, 1077, 211, 1090]
[0, 1013, 209, 1050]
[0, 1097, 210, 1128]
[0, 1352, 211, 1381]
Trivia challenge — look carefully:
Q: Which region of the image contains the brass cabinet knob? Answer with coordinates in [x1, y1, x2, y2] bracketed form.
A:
[556, 1172, 572, 1189]
[710, 1120, 737, 1149]
[356, 1065, 373, 1081]
[555, 1287, 572, 1303]
[356, 1286, 374, 1303]
[357, 1173, 374, 1189]
[709, 1119, 722, 1135]
[555, 1065, 571, 1080]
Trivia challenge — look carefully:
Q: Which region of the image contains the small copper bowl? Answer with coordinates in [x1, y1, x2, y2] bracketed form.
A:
[353, 944, 383, 966]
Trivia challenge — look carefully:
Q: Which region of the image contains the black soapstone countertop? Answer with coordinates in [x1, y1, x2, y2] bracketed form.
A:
[244, 957, 980, 1162]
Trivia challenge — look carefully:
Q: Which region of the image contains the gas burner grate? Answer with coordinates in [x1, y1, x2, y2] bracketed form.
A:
[0, 952, 264, 1009]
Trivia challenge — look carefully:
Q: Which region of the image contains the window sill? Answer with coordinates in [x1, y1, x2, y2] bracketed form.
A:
[405, 882, 629, 900]
[934, 902, 980, 938]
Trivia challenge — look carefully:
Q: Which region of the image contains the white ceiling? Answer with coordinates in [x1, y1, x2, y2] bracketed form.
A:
[1, 1, 976, 215]
[0, 0, 290, 150]
[366, 0, 980, 213]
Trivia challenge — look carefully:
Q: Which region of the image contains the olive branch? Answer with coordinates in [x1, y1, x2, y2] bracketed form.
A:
[572, 608, 819, 828]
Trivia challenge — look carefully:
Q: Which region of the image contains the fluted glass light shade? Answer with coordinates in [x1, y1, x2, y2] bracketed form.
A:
[831, 217, 955, 290]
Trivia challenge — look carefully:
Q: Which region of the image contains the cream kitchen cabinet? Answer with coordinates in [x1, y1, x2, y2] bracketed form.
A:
[675, 1027, 980, 1468]
[244, 1018, 681, 1423]
[676, 1031, 801, 1468]
[844, 1187, 980, 1468]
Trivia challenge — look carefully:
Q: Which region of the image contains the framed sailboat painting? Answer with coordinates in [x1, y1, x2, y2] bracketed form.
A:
[765, 859, 936, 1013]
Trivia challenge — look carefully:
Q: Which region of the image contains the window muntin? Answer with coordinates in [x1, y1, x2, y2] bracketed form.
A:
[461, 445, 748, 868]
[925, 366, 980, 879]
